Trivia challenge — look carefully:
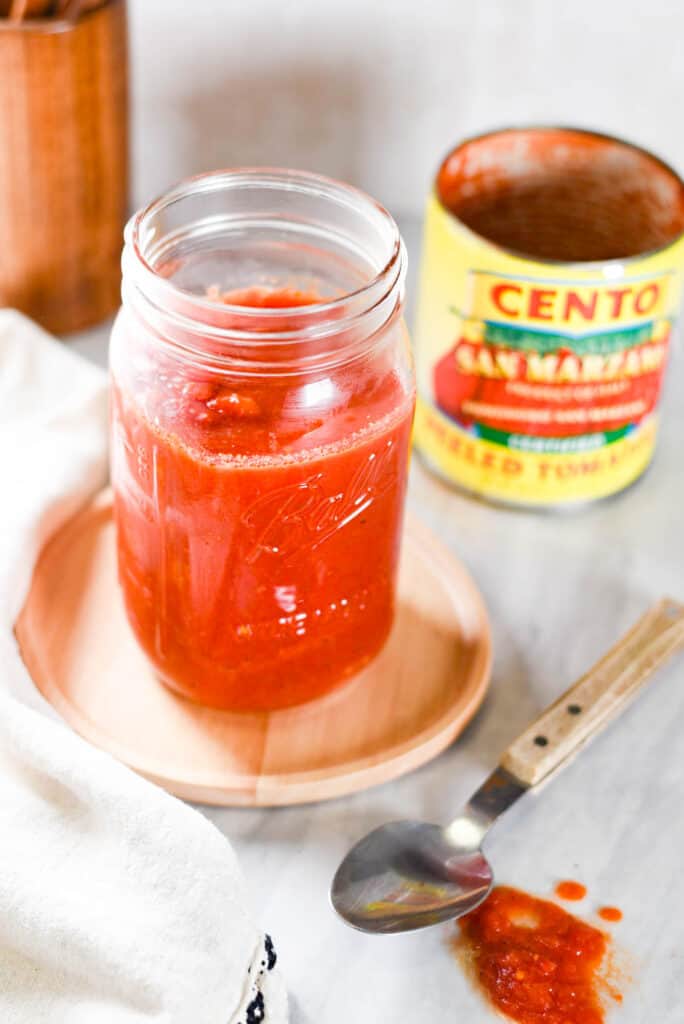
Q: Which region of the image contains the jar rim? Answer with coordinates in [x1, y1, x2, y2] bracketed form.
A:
[126, 167, 404, 328]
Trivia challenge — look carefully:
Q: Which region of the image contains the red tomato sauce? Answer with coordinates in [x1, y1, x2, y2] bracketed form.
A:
[554, 880, 587, 901]
[457, 886, 617, 1024]
[112, 287, 414, 710]
[598, 907, 623, 923]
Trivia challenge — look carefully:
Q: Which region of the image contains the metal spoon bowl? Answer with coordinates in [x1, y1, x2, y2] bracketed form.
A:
[331, 768, 523, 933]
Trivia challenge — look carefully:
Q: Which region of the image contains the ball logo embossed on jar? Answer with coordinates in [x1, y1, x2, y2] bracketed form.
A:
[242, 441, 399, 565]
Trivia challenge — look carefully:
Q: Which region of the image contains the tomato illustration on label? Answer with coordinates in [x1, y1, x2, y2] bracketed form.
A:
[433, 291, 672, 441]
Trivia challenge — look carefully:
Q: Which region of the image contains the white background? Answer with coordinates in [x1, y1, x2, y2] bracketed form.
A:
[129, 0, 683, 218]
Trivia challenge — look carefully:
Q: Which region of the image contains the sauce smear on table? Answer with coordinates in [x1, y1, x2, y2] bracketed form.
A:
[456, 886, 622, 1024]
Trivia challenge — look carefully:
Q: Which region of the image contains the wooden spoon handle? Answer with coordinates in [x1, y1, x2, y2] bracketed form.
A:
[500, 598, 684, 788]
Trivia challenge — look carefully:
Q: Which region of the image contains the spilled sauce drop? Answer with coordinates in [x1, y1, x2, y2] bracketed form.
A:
[598, 906, 623, 923]
[456, 886, 622, 1024]
[555, 879, 587, 901]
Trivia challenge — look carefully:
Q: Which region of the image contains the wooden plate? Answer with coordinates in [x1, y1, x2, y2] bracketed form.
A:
[15, 492, 491, 806]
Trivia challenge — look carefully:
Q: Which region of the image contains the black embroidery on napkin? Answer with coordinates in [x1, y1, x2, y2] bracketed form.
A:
[245, 991, 265, 1024]
[237, 935, 278, 1023]
[264, 935, 277, 972]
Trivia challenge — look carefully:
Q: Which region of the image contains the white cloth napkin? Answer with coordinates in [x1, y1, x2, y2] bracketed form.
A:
[0, 310, 288, 1024]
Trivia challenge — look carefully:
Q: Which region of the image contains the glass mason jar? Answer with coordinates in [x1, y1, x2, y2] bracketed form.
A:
[110, 169, 415, 711]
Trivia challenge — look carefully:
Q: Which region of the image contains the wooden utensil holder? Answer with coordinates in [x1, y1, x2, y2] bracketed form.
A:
[0, 0, 128, 334]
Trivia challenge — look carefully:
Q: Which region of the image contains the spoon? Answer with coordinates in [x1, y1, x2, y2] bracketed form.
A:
[331, 597, 684, 934]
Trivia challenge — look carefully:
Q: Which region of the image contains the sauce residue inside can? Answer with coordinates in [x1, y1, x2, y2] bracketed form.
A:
[414, 127, 684, 508]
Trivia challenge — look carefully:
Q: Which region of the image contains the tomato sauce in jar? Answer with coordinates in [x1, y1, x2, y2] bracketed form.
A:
[111, 170, 414, 711]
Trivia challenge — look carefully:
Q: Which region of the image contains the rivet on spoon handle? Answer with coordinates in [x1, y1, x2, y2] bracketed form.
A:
[500, 598, 684, 788]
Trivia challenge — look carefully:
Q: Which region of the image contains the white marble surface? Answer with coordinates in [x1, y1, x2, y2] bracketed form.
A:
[127, 0, 684, 219]
[69, 218, 684, 1022]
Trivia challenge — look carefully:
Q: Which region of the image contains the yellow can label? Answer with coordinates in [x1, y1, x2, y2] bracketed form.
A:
[414, 193, 683, 506]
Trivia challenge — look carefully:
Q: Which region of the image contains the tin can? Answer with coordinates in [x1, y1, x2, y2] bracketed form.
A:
[414, 127, 684, 508]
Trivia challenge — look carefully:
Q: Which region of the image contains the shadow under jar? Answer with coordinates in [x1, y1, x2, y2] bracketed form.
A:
[110, 169, 415, 711]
